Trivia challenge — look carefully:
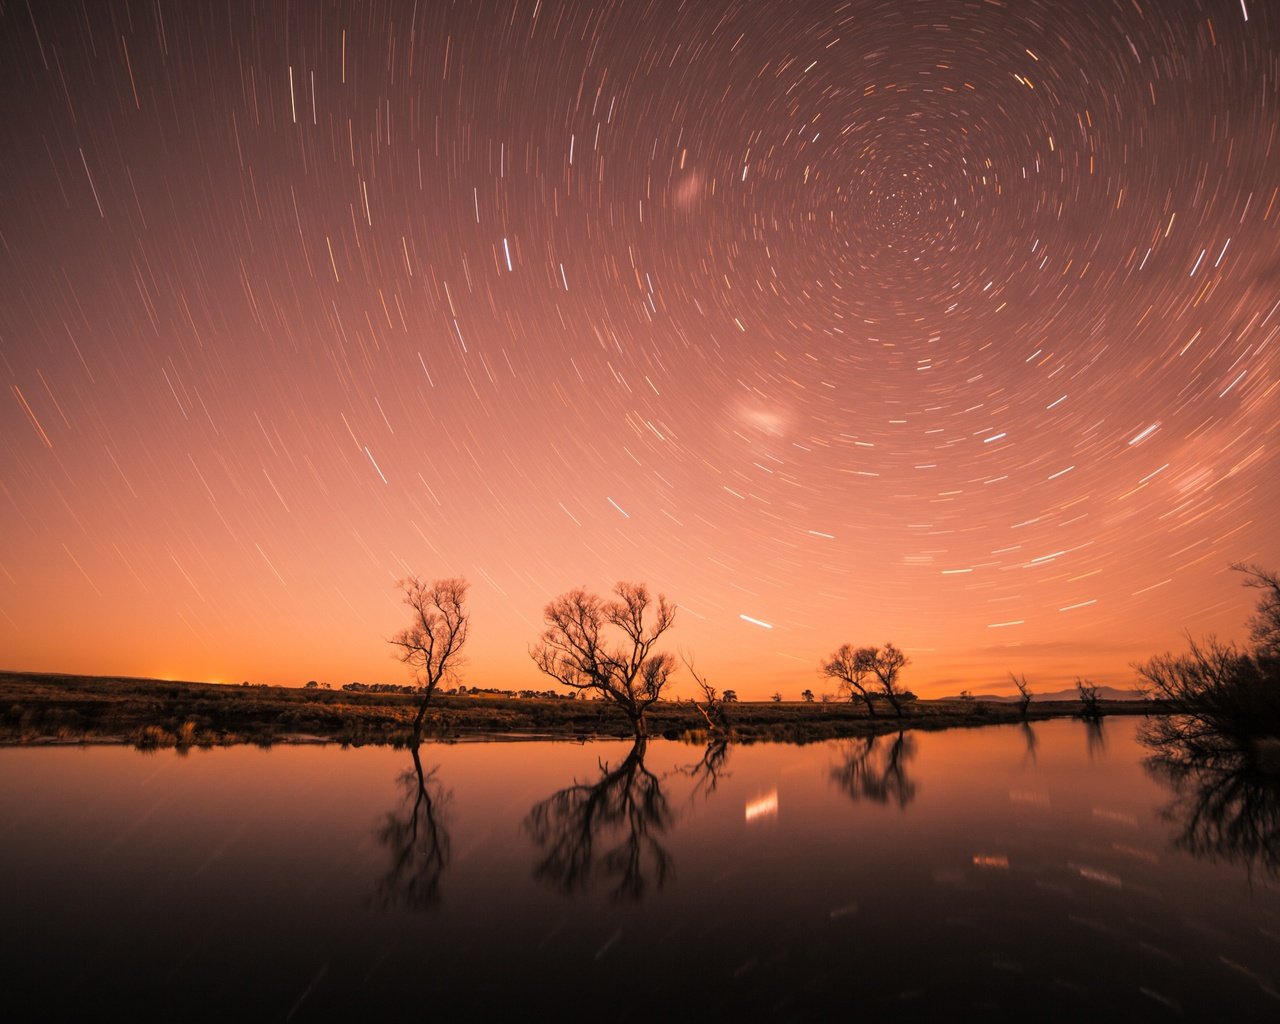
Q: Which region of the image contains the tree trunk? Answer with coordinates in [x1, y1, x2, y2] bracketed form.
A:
[629, 709, 648, 740]
[413, 690, 432, 738]
[691, 699, 721, 733]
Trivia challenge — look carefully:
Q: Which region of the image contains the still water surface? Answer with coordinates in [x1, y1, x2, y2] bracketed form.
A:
[2, 718, 1277, 1019]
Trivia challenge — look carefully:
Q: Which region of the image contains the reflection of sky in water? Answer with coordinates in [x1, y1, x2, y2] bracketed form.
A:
[744, 789, 778, 823]
[1, 718, 1277, 1017]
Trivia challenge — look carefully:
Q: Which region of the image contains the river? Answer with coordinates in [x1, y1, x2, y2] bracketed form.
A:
[2, 717, 1276, 1019]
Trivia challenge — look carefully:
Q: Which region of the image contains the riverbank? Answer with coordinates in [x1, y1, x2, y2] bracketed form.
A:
[0, 669, 1158, 748]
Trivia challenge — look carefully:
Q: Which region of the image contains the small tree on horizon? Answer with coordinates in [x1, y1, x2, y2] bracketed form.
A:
[1076, 677, 1103, 719]
[683, 654, 730, 734]
[388, 576, 470, 739]
[1011, 672, 1033, 720]
[801, 688, 815, 703]
[531, 582, 676, 739]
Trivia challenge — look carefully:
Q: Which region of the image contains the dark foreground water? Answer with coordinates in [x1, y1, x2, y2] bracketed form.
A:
[2, 718, 1277, 1020]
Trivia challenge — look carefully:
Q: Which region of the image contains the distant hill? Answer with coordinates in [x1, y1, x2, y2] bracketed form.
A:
[940, 686, 1144, 703]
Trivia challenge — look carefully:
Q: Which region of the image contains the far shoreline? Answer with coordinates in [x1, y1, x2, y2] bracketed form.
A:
[1, 668, 1158, 750]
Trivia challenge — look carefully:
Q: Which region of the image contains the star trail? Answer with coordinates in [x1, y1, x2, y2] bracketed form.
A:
[1, 0, 1277, 697]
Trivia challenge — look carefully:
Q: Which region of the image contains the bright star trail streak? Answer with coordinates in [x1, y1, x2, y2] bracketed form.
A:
[1, 1, 1277, 698]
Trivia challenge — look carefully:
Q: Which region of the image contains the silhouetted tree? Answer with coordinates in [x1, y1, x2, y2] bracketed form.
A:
[831, 732, 917, 809]
[375, 744, 450, 909]
[1137, 567, 1280, 745]
[1136, 564, 1280, 877]
[1233, 562, 1280, 658]
[872, 643, 911, 718]
[821, 644, 879, 716]
[388, 576, 469, 738]
[1140, 636, 1279, 742]
[683, 655, 730, 734]
[771, 691, 782, 703]
[532, 583, 676, 738]
[801, 689, 815, 703]
[524, 739, 672, 901]
[1010, 672, 1033, 720]
[722, 689, 739, 703]
[1076, 676, 1103, 719]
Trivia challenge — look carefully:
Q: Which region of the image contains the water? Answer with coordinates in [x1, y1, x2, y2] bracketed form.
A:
[2, 718, 1277, 1020]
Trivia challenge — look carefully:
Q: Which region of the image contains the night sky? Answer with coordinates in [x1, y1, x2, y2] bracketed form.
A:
[2, 0, 1277, 698]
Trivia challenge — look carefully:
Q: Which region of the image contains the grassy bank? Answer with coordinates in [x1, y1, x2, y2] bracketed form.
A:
[0, 670, 1158, 749]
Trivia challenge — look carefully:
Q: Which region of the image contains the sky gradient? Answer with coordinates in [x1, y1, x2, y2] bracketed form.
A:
[2, 0, 1277, 698]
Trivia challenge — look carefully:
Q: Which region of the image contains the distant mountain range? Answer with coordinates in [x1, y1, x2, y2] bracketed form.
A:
[939, 685, 1144, 703]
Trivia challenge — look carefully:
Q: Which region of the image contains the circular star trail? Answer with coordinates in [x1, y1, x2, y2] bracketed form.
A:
[1, 0, 1277, 695]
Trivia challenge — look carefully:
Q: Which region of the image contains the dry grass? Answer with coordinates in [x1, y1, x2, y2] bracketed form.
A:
[0, 669, 1156, 749]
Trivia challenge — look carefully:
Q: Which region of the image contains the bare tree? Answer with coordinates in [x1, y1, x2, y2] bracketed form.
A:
[682, 653, 730, 735]
[872, 643, 911, 718]
[1133, 562, 1280, 873]
[821, 644, 880, 716]
[1232, 562, 1280, 658]
[1139, 635, 1245, 710]
[388, 576, 469, 738]
[531, 583, 676, 738]
[1135, 565, 1280, 745]
[1011, 672, 1033, 720]
[1076, 676, 1102, 719]
[1138, 635, 1276, 749]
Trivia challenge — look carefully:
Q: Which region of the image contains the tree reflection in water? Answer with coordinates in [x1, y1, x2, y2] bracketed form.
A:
[1084, 716, 1106, 761]
[375, 743, 451, 910]
[1143, 720, 1280, 878]
[682, 736, 731, 803]
[524, 738, 673, 902]
[830, 731, 917, 809]
[1020, 721, 1039, 766]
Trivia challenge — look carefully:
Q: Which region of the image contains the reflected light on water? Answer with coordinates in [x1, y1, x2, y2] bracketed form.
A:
[1091, 806, 1139, 827]
[744, 789, 778, 823]
[1111, 842, 1160, 865]
[1075, 864, 1124, 888]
